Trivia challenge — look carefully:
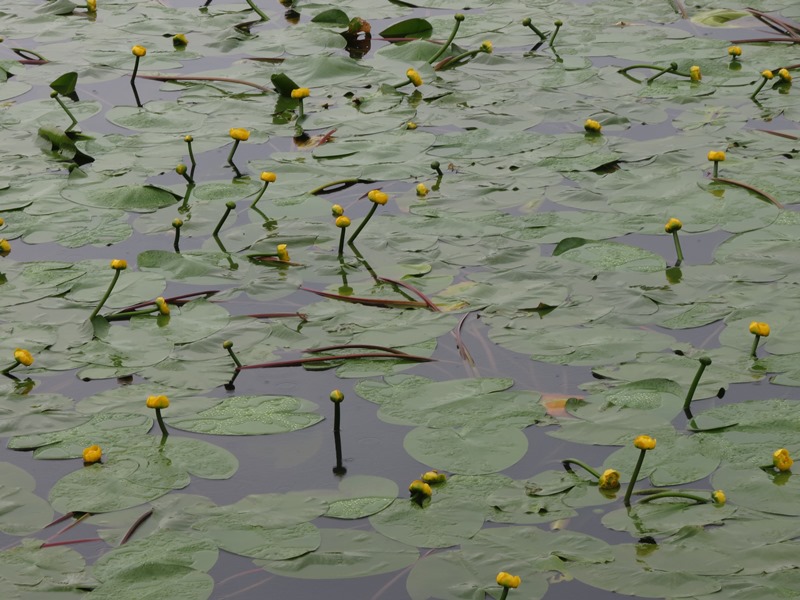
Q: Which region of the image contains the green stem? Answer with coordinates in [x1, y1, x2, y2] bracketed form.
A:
[682, 357, 711, 412]
[213, 201, 236, 237]
[672, 231, 684, 265]
[131, 55, 141, 82]
[333, 402, 341, 432]
[180, 183, 194, 212]
[186, 139, 196, 169]
[225, 346, 243, 368]
[751, 76, 769, 100]
[441, 48, 481, 68]
[638, 491, 709, 504]
[251, 181, 269, 209]
[309, 178, 364, 195]
[338, 227, 347, 256]
[226, 140, 240, 166]
[179, 170, 194, 185]
[52, 95, 78, 132]
[173, 225, 181, 253]
[499, 588, 509, 600]
[549, 21, 562, 47]
[750, 334, 761, 358]
[297, 98, 304, 119]
[523, 19, 547, 41]
[647, 63, 678, 83]
[427, 15, 463, 64]
[431, 161, 443, 177]
[712, 161, 719, 178]
[89, 269, 121, 320]
[561, 458, 601, 479]
[12, 47, 48, 61]
[105, 307, 157, 321]
[1, 361, 20, 376]
[618, 64, 690, 78]
[245, 0, 269, 21]
[623, 449, 647, 507]
[154, 408, 169, 437]
[347, 202, 379, 244]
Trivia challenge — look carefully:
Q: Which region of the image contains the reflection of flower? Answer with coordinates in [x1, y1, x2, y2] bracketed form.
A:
[132, 45, 146, 57]
[598, 468, 620, 490]
[146, 395, 170, 409]
[584, 119, 602, 133]
[406, 69, 423, 87]
[421, 470, 446, 484]
[83, 445, 102, 464]
[707, 151, 726, 162]
[773, 448, 793, 472]
[634, 435, 656, 450]
[664, 218, 682, 233]
[496, 572, 521, 589]
[291, 88, 310, 99]
[14, 349, 34, 366]
[110, 259, 127, 270]
[409, 479, 432, 497]
[749, 322, 770, 337]
[368, 190, 389, 205]
[728, 46, 742, 57]
[690, 65, 701, 81]
[335, 216, 351, 228]
[711, 490, 726, 505]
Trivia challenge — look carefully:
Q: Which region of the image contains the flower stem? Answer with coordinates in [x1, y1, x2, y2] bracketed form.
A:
[226, 140, 240, 166]
[440, 48, 481, 69]
[751, 76, 769, 100]
[245, 0, 269, 21]
[1, 360, 20, 376]
[523, 19, 547, 41]
[683, 357, 711, 413]
[672, 231, 684, 265]
[89, 269, 121, 320]
[179, 170, 194, 185]
[131, 55, 141, 82]
[562, 458, 601, 479]
[52, 94, 78, 132]
[251, 181, 269, 209]
[549, 21, 563, 47]
[647, 62, 678, 83]
[154, 408, 169, 437]
[309, 178, 366, 195]
[623, 449, 648, 506]
[712, 161, 719, 178]
[428, 15, 463, 64]
[104, 307, 157, 321]
[347, 202, 379, 244]
[225, 345, 243, 368]
[186, 139, 196, 169]
[499, 588, 510, 600]
[173, 225, 181, 253]
[297, 98, 304, 119]
[333, 402, 341, 432]
[638, 491, 709, 504]
[213, 201, 237, 237]
[337, 226, 347, 256]
[431, 161, 443, 177]
[750, 334, 761, 358]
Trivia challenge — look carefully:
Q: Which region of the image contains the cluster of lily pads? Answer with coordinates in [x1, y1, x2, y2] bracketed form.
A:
[2, 0, 800, 599]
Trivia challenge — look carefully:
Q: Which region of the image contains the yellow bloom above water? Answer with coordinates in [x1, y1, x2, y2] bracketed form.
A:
[82, 444, 102, 464]
[260, 171, 277, 183]
[421, 469, 446, 484]
[14, 348, 34, 366]
[711, 490, 726, 505]
[335, 215, 351, 228]
[331, 204, 344, 217]
[110, 259, 127, 270]
[584, 118, 602, 133]
[728, 46, 742, 57]
[664, 218, 682, 233]
[408, 479, 433, 497]
[598, 468, 620, 490]
[406, 68, 423, 87]
[131, 45, 147, 57]
[173, 33, 188, 47]
[496, 572, 521, 589]
[480, 40, 493, 53]
[146, 395, 170, 409]
[773, 448, 793, 472]
[762, 69, 774, 79]
[690, 65, 701, 82]
[155, 297, 170, 316]
[778, 68, 792, 82]
[86, 0, 97, 12]
[749, 321, 770, 337]
[175, 163, 187, 175]
[367, 190, 389, 205]
[277, 243, 290, 262]
[634, 435, 656, 450]
[229, 128, 250, 141]
[330, 389, 344, 403]
[406, 121, 417, 130]
[0, 239, 10, 253]
[184, 135, 193, 142]
[707, 150, 726, 162]
[416, 183, 429, 197]
[291, 87, 310, 99]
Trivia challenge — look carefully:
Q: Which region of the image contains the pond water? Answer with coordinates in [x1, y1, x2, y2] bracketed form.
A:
[2, 0, 800, 599]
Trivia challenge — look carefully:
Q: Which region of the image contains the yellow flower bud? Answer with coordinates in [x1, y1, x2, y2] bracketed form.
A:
[335, 215, 351, 228]
[584, 118, 602, 133]
[172, 218, 183, 228]
[728, 46, 742, 57]
[229, 128, 250, 141]
[173, 33, 188, 47]
[633, 435, 656, 450]
[331, 204, 344, 217]
[598, 468, 620, 490]
[421, 470, 446, 484]
[707, 150, 726, 162]
[406, 121, 417, 130]
[773, 448, 793, 471]
[330, 389, 344, 403]
[184, 135, 193, 142]
[690, 65, 701, 82]
[778, 68, 792, 82]
[291, 87, 310, 99]
[664, 218, 682, 233]
[222, 340, 233, 349]
[82, 444, 102, 464]
[110, 259, 127, 270]
[132, 45, 147, 57]
[14, 348, 34, 367]
[155, 297, 170, 316]
[277, 243, 290, 262]
[749, 322, 770, 337]
[0, 218, 5, 227]
[146, 395, 170, 409]
[416, 183, 429, 197]
[406, 68, 423, 87]
[0, 239, 10, 253]
[367, 190, 389, 205]
[762, 69, 774, 79]
[260, 171, 277, 183]
[408, 479, 433, 497]
[480, 40, 493, 53]
[496, 572, 521, 589]
[711, 490, 726, 505]
[176, 163, 187, 175]
[86, 0, 96, 12]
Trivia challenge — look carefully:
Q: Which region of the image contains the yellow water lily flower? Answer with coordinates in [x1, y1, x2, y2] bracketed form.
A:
[406, 121, 417, 130]
[690, 65, 701, 81]
[14, 349, 34, 366]
[762, 69, 774, 79]
[155, 297, 170, 316]
[330, 390, 344, 403]
[773, 448, 793, 471]
[749, 322, 770, 337]
[86, 0, 96, 12]
[83, 444, 102, 464]
[175, 163, 187, 175]
[416, 183, 429, 197]
[664, 218, 682, 233]
[173, 33, 188, 47]
[707, 150, 726, 162]
[331, 204, 344, 217]
[584, 118, 602, 133]
[0, 239, 10, 253]
[146, 395, 170, 409]
[277, 244, 290, 262]
[408, 479, 433, 497]
[335, 215, 351, 228]
[496, 572, 521, 589]
[634, 435, 656, 450]
[711, 490, 726, 505]
[110, 259, 127, 270]
[598, 468, 621, 490]
[367, 190, 389, 205]
[778, 68, 792, 82]
[260, 171, 277, 183]
[406, 68, 423, 87]
[480, 40, 493, 53]
[291, 87, 310, 99]
[728, 46, 742, 57]
[421, 470, 446, 484]
[229, 128, 250, 141]
[184, 135, 193, 142]
[131, 45, 146, 57]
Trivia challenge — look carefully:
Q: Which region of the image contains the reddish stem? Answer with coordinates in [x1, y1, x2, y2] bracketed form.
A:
[120, 508, 154, 545]
[378, 276, 441, 311]
[300, 287, 426, 308]
[41, 538, 103, 548]
[238, 352, 434, 370]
